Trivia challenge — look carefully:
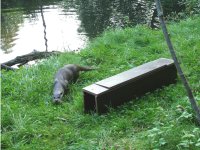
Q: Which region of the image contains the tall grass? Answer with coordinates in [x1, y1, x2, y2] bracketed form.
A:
[1, 17, 200, 149]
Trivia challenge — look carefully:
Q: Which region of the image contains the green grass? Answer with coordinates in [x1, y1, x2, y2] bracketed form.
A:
[1, 16, 200, 149]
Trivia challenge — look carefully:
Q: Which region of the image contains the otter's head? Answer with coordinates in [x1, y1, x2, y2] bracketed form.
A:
[53, 82, 65, 104]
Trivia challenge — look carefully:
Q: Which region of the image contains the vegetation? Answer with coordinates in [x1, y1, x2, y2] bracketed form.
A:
[180, 0, 200, 15]
[167, 0, 200, 21]
[1, 16, 200, 149]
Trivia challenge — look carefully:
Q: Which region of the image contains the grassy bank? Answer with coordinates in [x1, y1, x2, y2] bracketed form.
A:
[1, 17, 200, 149]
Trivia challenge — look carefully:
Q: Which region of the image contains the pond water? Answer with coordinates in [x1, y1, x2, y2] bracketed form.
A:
[1, 0, 183, 63]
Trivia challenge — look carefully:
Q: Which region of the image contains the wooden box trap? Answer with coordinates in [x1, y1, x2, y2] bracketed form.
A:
[83, 58, 177, 114]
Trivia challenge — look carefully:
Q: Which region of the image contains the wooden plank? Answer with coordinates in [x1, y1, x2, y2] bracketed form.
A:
[96, 58, 174, 89]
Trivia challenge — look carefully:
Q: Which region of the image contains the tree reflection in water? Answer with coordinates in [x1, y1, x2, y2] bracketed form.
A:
[1, 0, 183, 61]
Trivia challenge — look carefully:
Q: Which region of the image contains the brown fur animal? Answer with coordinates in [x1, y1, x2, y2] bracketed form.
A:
[53, 64, 93, 104]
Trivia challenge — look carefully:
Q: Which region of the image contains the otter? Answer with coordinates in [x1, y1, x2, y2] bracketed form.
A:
[53, 64, 94, 104]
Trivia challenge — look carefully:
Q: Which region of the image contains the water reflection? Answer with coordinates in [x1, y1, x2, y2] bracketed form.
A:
[1, 0, 182, 63]
[1, 4, 88, 63]
[1, 9, 24, 54]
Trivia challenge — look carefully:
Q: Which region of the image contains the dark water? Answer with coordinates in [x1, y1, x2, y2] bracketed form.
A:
[1, 0, 184, 63]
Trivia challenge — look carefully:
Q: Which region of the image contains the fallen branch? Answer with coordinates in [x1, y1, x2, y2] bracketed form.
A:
[155, 0, 200, 125]
[1, 50, 61, 70]
[1, 64, 16, 71]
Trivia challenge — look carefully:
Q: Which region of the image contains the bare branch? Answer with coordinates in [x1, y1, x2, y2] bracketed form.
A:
[1, 50, 61, 70]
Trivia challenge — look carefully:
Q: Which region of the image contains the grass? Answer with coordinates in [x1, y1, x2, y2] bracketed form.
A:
[1, 16, 200, 149]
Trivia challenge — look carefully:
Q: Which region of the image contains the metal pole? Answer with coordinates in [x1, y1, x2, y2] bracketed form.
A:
[155, 0, 200, 125]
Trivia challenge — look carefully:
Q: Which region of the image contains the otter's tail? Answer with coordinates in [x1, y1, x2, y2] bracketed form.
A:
[77, 65, 95, 71]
